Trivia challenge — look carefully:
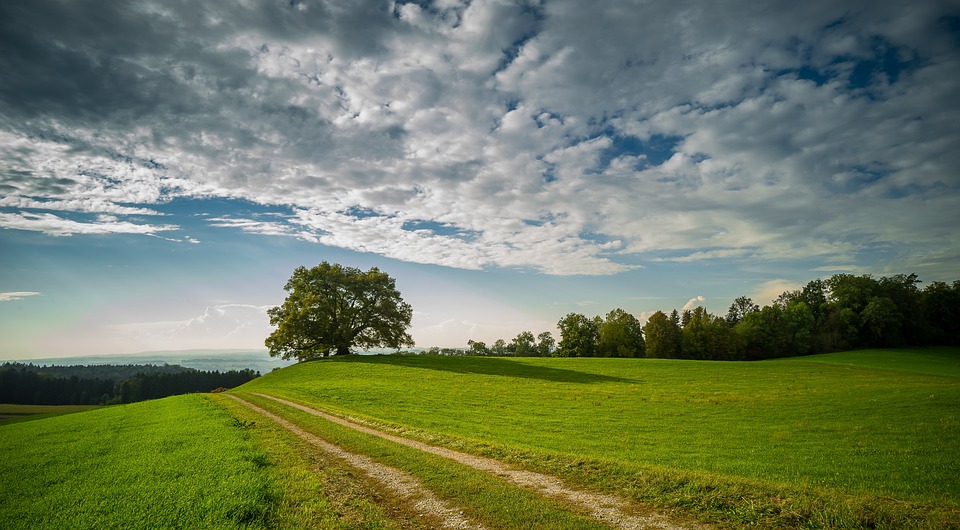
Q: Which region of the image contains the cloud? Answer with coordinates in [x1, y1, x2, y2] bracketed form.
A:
[106, 304, 273, 351]
[0, 0, 957, 278]
[0, 212, 179, 236]
[0, 291, 41, 302]
[683, 296, 706, 311]
[750, 279, 803, 306]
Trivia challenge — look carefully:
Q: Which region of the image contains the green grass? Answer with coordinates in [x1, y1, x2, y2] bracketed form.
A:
[786, 346, 960, 377]
[210, 393, 403, 530]
[239, 348, 960, 528]
[234, 391, 622, 530]
[0, 395, 276, 530]
[0, 403, 100, 425]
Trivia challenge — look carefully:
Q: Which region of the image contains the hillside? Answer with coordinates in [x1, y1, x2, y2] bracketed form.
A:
[2, 348, 957, 529]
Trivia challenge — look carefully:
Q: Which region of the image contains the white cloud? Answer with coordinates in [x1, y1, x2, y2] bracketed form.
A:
[750, 279, 803, 306]
[0, 0, 957, 279]
[682, 295, 706, 311]
[106, 304, 273, 351]
[0, 291, 41, 302]
[0, 212, 179, 236]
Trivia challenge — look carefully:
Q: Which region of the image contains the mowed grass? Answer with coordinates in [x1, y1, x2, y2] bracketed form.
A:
[240, 348, 960, 527]
[0, 394, 276, 530]
[234, 391, 626, 530]
[785, 346, 960, 377]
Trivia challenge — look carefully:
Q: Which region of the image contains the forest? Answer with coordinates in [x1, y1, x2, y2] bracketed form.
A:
[465, 273, 960, 360]
[0, 363, 259, 405]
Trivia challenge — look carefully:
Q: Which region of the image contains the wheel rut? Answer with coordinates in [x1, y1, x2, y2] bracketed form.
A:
[226, 394, 485, 530]
[249, 392, 705, 530]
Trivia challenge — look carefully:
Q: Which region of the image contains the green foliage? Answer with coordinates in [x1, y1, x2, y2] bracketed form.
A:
[725, 296, 759, 326]
[509, 330, 536, 356]
[642, 310, 681, 359]
[597, 308, 645, 357]
[680, 307, 734, 360]
[0, 363, 257, 405]
[536, 331, 555, 357]
[0, 395, 277, 529]
[265, 262, 414, 360]
[467, 339, 491, 356]
[554, 312, 599, 357]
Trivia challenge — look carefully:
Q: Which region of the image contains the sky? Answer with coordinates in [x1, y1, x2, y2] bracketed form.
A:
[1, 0, 959, 359]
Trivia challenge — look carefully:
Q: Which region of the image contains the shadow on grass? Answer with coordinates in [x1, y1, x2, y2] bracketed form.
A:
[333, 355, 639, 384]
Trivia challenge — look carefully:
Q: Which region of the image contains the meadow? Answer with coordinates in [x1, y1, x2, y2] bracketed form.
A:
[2, 348, 957, 529]
[237, 347, 960, 527]
[0, 395, 276, 529]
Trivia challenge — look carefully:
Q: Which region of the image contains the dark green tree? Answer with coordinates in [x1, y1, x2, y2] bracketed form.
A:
[536, 331, 556, 357]
[920, 281, 960, 344]
[466, 339, 491, 356]
[511, 331, 537, 357]
[265, 262, 414, 360]
[597, 308, 645, 357]
[726, 296, 759, 326]
[782, 301, 815, 356]
[862, 296, 902, 346]
[642, 311, 681, 359]
[555, 313, 599, 357]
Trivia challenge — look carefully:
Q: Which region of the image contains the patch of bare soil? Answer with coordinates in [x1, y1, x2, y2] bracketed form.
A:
[226, 394, 485, 530]
[254, 393, 707, 530]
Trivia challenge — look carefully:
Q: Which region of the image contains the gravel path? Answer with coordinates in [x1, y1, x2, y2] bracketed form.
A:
[226, 394, 485, 530]
[252, 393, 704, 530]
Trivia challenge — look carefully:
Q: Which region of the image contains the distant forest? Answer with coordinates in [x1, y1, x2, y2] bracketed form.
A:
[462, 273, 960, 361]
[0, 363, 259, 405]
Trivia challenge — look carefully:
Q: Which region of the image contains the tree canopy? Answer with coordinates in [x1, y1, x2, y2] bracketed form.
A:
[464, 273, 959, 361]
[265, 262, 414, 360]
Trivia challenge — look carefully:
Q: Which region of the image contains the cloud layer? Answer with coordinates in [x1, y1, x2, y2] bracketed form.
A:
[2, 0, 958, 277]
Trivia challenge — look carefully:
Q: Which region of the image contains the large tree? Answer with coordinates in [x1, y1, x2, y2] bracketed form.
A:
[555, 313, 600, 357]
[643, 311, 681, 359]
[597, 308, 645, 357]
[265, 262, 414, 360]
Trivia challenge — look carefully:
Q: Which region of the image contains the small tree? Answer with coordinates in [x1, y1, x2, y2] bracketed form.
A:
[265, 262, 414, 360]
[536, 331, 555, 357]
[467, 339, 491, 356]
[555, 313, 599, 357]
[511, 331, 537, 357]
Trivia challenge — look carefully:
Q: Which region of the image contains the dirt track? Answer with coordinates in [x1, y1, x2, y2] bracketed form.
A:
[236, 392, 704, 530]
[226, 394, 485, 529]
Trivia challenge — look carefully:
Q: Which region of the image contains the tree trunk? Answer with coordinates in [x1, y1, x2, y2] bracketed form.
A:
[336, 344, 351, 356]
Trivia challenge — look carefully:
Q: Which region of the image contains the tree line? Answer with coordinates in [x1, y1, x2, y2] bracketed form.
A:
[466, 274, 960, 361]
[0, 363, 259, 405]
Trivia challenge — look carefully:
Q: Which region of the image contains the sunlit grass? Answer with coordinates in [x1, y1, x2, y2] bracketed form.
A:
[210, 393, 400, 530]
[239, 348, 960, 528]
[0, 395, 276, 530]
[235, 391, 617, 530]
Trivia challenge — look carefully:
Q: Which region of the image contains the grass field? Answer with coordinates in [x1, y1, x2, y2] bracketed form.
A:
[0, 395, 276, 530]
[2, 348, 957, 529]
[0, 403, 99, 425]
[237, 347, 960, 527]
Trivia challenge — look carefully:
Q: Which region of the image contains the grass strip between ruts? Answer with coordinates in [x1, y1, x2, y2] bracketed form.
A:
[234, 390, 625, 530]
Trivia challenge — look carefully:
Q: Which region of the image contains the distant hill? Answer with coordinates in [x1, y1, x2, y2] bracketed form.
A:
[2, 349, 295, 374]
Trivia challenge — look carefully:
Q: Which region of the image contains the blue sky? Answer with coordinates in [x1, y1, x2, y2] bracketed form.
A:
[1, 0, 958, 359]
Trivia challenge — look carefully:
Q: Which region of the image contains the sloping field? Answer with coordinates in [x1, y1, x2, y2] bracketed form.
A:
[2, 349, 957, 529]
[0, 395, 275, 530]
[235, 348, 960, 527]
